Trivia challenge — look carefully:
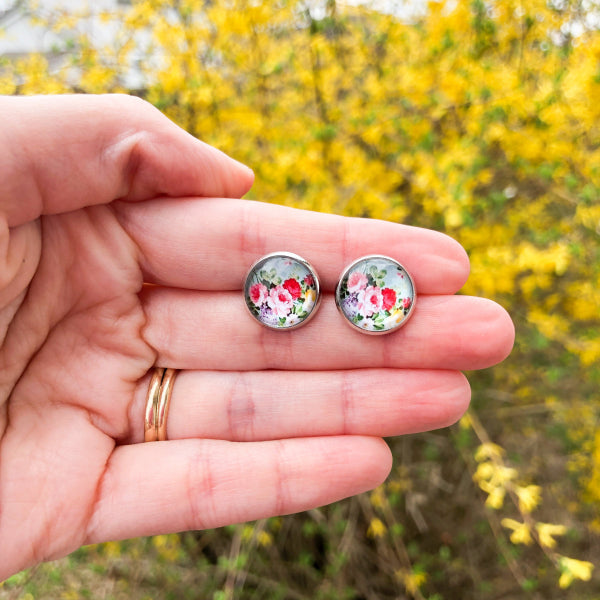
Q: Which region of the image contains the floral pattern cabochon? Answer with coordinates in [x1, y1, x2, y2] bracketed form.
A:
[335, 255, 416, 334]
[244, 252, 320, 330]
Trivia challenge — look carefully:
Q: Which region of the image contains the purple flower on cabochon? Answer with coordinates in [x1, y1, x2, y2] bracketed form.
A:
[342, 293, 359, 318]
[259, 305, 279, 326]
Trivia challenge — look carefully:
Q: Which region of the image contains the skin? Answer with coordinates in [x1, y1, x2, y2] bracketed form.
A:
[0, 94, 514, 580]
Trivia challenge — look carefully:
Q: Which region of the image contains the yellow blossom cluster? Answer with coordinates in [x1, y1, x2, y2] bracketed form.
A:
[472, 434, 593, 588]
[396, 569, 428, 595]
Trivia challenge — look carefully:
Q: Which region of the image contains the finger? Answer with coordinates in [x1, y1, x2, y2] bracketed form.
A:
[116, 197, 470, 294]
[141, 288, 515, 371]
[127, 369, 470, 444]
[0, 95, 254, 227]
[85, 436, 392, 543]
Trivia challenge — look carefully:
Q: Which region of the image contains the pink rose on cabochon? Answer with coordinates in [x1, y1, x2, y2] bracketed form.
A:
[347, 271, 368, 293]
[282, 278, 302, 300]
[249, 283, 268, 306]
[304, 274, 314, 287]
[402, 297, 412, 310]
[267, 285, 294, 318]
[381, 288, 396, 311]
[357, 286, 383, 317]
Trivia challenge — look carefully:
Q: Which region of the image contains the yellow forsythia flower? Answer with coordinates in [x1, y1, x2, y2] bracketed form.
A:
[478, 481, 506, 509]
[473, 461, 495, 482]
[485, 486, 506, 510]
[367, 517, 387, 538]
[492, 466, 518, 485]
[558, 556, 594, 589]
[515, 484, 542, 514]
[536, 523, 567, 549]
[501, 518, 533, 545]
[257, 530, 273, 547]
[102, 540, 122, 558]
[475, 443, 505, 462]
[370, 485, 387, 509]
[459, 413, 472, 429]
[396, 570, 428, 594]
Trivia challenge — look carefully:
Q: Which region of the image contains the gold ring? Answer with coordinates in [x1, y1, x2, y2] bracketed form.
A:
[144, 368, 178, 442]
[157, 368, 177, 441]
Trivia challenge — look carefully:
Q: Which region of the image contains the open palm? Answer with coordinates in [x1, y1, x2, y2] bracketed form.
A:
[0, 95, 514, 580]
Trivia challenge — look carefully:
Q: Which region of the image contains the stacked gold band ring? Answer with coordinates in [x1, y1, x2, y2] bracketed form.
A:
[144, 368, 177, 442]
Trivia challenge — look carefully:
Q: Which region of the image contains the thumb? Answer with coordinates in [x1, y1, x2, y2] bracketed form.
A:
[0, 94, 254, 227]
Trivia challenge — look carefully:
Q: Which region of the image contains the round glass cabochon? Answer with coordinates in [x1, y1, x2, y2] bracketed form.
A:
[335, 255, 416, 334]
[244, 252, 320, 330]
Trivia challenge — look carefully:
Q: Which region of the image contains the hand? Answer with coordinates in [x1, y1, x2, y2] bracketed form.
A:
[0, 94, 514, 580]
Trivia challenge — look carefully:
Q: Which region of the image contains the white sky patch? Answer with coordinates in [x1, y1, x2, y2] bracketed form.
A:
[339, 0, 427, 19]
[2, 0, 599, 56]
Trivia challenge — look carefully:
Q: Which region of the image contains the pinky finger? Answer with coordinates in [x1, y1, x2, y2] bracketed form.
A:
[85, 436, 391, 543]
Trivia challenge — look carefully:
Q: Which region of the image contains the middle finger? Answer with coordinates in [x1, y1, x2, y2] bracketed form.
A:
[141, 287, 514, 372]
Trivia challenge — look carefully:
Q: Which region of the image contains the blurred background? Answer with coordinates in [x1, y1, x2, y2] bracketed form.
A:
[1, 0, 599, 598]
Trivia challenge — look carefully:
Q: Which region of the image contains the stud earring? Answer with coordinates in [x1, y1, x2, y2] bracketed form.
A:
[244, 252, 321, 330]
[335, 255, 416, 334]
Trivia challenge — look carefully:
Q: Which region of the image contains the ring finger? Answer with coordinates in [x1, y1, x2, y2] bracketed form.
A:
[126, 368, 470, 444]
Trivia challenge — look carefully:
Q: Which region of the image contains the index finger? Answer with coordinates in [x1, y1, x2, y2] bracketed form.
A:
[116, 197, 470, 294]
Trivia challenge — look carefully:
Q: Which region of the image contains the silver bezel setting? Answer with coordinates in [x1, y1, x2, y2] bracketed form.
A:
[244, 251, 321, 331]
[334, 254, 416, 335]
